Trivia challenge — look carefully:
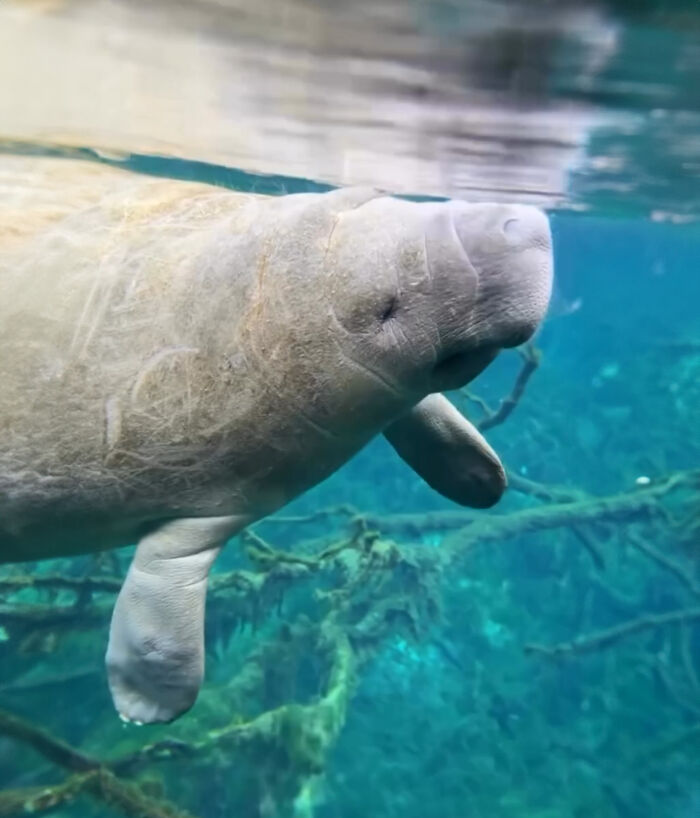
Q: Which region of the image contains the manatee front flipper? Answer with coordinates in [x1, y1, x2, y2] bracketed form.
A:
[383, 394, 507, 509]
[106, 516, 245, 724]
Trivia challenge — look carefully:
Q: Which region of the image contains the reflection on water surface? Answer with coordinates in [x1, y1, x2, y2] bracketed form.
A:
[1, 0, 699, 217]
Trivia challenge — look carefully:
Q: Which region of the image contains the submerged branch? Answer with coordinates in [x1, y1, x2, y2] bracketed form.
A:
[368, 469, 697, 545]
[0, 709, 100, 772]
[0, 575, 121, 594]
[524, 607, 700, 658]
[627, 532, 700, 597]
[571, 525, 607, 571]
[0, 709, 198, 818]
[464, 343, 541, 432]
[505, 471, 585, 504]
[0, 775, 99, 817]
[0, 769, 198, 818]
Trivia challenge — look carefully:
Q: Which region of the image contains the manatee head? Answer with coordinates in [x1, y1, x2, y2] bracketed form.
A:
[240, 188, 552, 437]
[314, 191, 553, 397]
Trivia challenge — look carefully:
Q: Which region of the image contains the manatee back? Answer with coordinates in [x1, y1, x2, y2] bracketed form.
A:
[0, 158, 267, 535]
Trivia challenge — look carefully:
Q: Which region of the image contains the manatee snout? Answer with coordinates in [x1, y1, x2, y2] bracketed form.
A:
[450, 201, 553, 349]
[421, 199, 552, 391]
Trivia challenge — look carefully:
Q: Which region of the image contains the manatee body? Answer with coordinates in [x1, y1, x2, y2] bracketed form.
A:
[0, 157, 553, 723]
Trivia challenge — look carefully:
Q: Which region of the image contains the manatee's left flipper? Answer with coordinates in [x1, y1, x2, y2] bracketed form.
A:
[106, 515, 245, 725]
[383, 393, 507, 509]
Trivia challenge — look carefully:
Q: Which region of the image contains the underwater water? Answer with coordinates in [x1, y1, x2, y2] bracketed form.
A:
[1, 1, 700, 818]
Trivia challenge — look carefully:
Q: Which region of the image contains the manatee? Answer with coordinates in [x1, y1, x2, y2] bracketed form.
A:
[0, 157, 553, 724]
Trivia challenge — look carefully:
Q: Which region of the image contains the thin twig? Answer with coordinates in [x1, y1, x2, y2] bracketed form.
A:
[505, 471, 584, 504]
[524, 607, 700, 658]
[627, 531, 700, 597]
[571, 525, 607, 571]
[463, 343, 541, 432]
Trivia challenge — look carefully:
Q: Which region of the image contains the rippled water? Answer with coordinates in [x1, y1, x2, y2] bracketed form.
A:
[1, 0, 698, 217]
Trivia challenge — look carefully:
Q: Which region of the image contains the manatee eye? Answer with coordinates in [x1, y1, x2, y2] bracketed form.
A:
[379, 296, 398, 323]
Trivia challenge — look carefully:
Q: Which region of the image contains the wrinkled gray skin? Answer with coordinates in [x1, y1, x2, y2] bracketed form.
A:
[0, 158, 552, 724]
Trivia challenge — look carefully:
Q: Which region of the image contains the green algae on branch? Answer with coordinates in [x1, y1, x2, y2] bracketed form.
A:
[0, 711, 197, 818]
[0, 521, 436, 813]
[0, 527, 365, 806]
[0, 775, 100, 817]
[0, 770, 198, 818]
[0, 629, 357, 817]
[205, 627, 355, 801]
[108, 625, 355, 780]
[0, 709, 199, 818]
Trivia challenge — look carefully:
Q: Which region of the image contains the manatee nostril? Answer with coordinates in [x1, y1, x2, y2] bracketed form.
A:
[502, 218, 520, 236]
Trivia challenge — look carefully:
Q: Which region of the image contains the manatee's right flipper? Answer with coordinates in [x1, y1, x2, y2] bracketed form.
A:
[383, 393, 507, 508]
[106, 515, 245, 725]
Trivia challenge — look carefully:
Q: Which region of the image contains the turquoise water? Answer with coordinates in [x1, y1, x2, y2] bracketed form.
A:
[1, 1, 700, 817]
